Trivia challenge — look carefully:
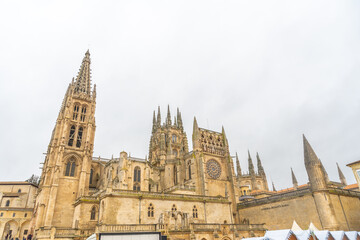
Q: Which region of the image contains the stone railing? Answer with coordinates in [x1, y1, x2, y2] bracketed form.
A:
[328, 187, 360, 197]
[238, 187, 311, 209]
[164, 184, 196, 193]
[97, 223, 265, 234]
[98, 224, 157, 233]
[36, 227, 94, 239]
[111, 189, 228, 202]
[191, 223, 266, 232]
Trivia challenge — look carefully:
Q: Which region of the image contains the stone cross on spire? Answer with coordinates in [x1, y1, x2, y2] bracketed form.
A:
[74, 50, 92, 95]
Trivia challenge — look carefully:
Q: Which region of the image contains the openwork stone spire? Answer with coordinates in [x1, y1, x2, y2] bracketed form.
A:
[74, 50, 92, 95]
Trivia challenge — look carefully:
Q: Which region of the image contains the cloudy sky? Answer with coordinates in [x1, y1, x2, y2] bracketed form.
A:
[0, 0, 359, 189]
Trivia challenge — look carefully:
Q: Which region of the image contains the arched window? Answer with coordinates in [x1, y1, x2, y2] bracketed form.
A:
[89, 168, 94, 185]
[134, 167, 141, 183]
[174, 166, 178, 185]
[133, 167, 141, 191]
[173, 150, 178, 157]
[17, 189, 21, 193]
[65, 159, 76, 177]
[148, 203, 154, 217]
[68, 126, 76, 146]
[80, 106, 87, 122]
[76, 127, 83, 148]
[172, 134, 177, 143]
[5, 200, 10, 207]
[73, 105, 80, 120]
[193, 206, 198, 218]
[90, 206, 96, 220]
[188, 160, 192, 180]
[171, 204, 177, 212]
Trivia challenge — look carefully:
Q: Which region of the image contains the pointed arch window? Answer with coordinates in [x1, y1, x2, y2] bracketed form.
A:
[80, 106, 87, 122]
[89, 168, 94, 185]
[172, 134, 177, 143]
[90, 206, 96, 220]
[5, 200, 10, 207]
[171, 204, 177, 212]
[173, 150, 178, 157]
[68, 126, 76, 146]
[188, 160, 192, 180]
[148, 203, 154, 217]
[133, 167, 141, 191]
[73, 105, 80, 120]
[193, 205, 198, 218]
[76, 127, 83, 148]
[134, 167, 141, 182]
[65, 159, 76, 177]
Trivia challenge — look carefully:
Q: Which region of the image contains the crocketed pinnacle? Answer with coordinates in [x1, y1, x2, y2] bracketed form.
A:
[177, 108, 183, 130]
[157, 106, 161, 127]
[236, 152, 242, 177]
[337, 162, 347, 186]
[152, 111, 156, 133]
[166, 105, 172, 126]
[291, 167, 298, 188]
[74, 50, 92, 95]
[248, 150, 255, 176]
[256, 152, 265, 176]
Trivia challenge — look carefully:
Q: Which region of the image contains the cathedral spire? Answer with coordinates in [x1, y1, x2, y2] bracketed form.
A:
[236, 152, 242, 177]
[74, 50, 92, 95]
[291, 167, 298, 189]
[192, 117, 200, 150]
[337, 162, 347, 186]
[248, 150, 255, 176]
[157, 106, 161, 127]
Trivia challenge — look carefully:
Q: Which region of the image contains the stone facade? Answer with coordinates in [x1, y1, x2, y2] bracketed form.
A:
[2, 51, 359, 240]
[0, 182, 38, 240]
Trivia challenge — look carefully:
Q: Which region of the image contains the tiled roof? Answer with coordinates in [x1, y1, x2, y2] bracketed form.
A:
[344, 183, 358, 190]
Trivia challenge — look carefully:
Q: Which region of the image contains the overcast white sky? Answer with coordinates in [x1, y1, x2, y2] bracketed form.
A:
[0, 0, 359, 189]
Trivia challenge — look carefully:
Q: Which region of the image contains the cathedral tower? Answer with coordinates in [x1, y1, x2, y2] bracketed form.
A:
[34, 51, 96, 229]
[148, 106, 189, 191]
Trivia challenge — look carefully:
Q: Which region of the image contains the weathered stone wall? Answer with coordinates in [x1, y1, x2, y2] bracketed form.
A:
[238, 193, 322, 230]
